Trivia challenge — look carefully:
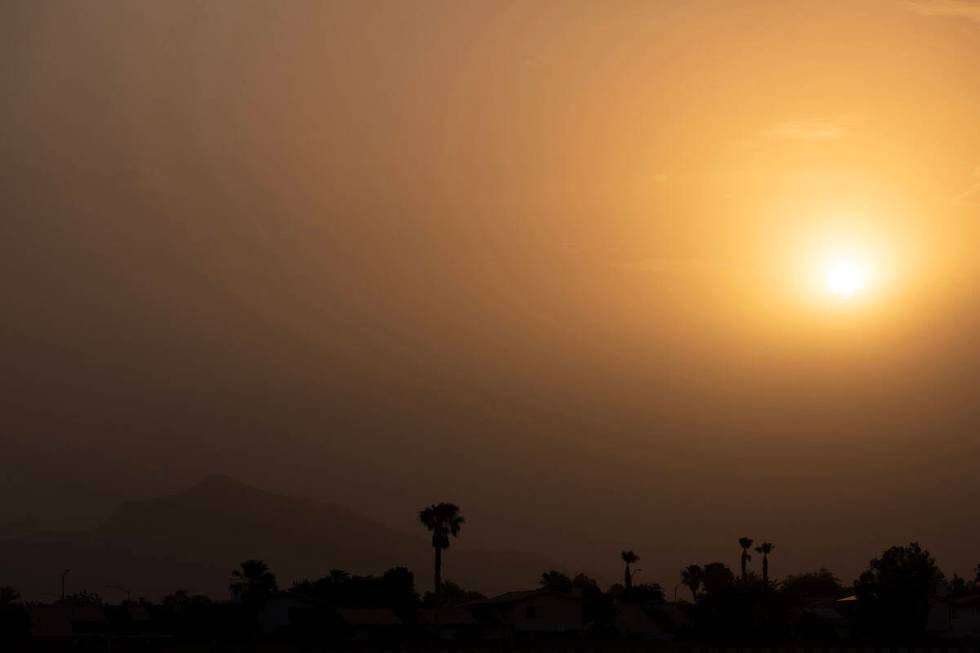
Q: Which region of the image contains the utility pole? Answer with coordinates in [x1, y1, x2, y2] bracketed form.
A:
[60, 569, 70, 602]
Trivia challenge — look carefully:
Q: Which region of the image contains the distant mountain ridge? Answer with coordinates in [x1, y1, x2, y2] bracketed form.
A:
[92, 474, 411, 568]
[0, 475, 557, 600]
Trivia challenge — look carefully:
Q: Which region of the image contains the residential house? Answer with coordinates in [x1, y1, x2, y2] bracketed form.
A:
[928, 593, 980, 638]
[467, 590, 582, 635]
[417, 606, 483, 639]
[258, 593, 322, 636]
[337, 607, 402, 640]
[614, 601, 667, 639]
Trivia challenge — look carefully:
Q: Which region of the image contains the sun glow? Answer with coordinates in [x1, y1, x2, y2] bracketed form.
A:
[826, 260, 868, 299]
[777, 213, 897, 310]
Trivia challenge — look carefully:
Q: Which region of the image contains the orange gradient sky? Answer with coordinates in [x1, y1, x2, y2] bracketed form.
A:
[2, 0, 980, 589]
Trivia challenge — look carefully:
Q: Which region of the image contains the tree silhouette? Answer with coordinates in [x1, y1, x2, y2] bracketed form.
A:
[854, 542, 942, 639]
[229, 559, 278, 613]
[0, 586, 20, 605]
[379, 566, 419, 613]
[161, 590, 215, 639]
[738, 537, 753, 583]
[701, 562, 736, 595]
[623, 582, 665, 606]
[572, 573, 598, 591]
[780, 567, 843, 603]
[61, 591, 103, 606]
[755, 542, 774, 586]
[328, 568, 351, 584]
[948, 573, 971, 599]
[423, 580, 484, 607]
[570, 574, 615, 632]
[621, 550, 639, 589]
[292, 566, 419, 621]
[540, 570, 573, 593]
[418, 502, 464, 601]
[681, 564, 703, 601]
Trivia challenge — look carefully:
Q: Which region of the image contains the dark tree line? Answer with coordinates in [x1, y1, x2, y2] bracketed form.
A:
[3, 501, 979, 644]
[291, 566, 420, 621]
[673, 539, 970, 641]
[854, 542, 944, 639]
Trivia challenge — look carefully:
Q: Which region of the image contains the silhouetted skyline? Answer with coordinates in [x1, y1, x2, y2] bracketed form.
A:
[3, 477, 978, 644]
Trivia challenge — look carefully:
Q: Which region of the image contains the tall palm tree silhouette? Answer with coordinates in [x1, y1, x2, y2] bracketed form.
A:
[419, 503, 464, 601]
[738, 537, 753, 583]
[755, 542, 774, 586]
[681, 564, 703, 602]
[621, 550, 639, 589]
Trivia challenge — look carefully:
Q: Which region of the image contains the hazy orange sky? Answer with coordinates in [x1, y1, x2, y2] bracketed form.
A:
[3, 0, 980, 590]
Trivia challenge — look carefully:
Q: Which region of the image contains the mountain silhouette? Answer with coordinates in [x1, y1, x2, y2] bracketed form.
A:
[0, 476, 556, 600]
[90, 474, 407, 571]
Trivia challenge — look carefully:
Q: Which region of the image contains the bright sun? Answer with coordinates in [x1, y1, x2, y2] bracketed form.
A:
[826, 260, 867, 299]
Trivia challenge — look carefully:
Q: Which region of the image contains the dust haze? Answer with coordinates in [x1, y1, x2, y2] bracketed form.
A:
[3, 0, 980, 593]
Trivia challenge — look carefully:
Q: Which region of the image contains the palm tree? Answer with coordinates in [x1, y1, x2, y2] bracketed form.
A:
[419, 503, 464, 601]
[738, 537, 753, 583]
[755, 542, 775, 586]
[680, 564, 703, 602]
[229, 559, 278, 612]
[621, 550, 639, 589]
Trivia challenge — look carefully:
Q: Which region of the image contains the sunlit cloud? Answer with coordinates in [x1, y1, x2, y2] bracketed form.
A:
[901, 0, 980, 24]
[763, 119, 847, 141]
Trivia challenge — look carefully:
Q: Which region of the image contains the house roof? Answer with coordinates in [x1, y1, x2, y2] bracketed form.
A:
[614, 602, 664, 635]
[266, 592, 322, 607]
[28, 607, 74, 638]
[803, 606, 846, 621]
[661, 603, 693, 628]
[66, 606, 107, 623]
[951, 593, 980, 606]
[417, 607, 479, 626]
[338, 608, 401, 626]
[477, 590, 582, 605]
